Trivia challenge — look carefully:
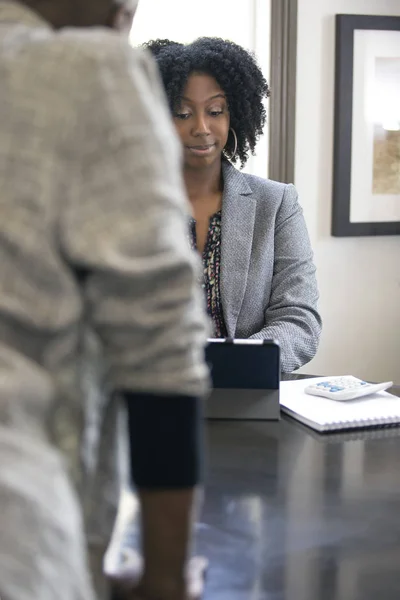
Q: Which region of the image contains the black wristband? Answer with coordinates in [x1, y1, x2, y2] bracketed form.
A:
[122, 392, 204, 489]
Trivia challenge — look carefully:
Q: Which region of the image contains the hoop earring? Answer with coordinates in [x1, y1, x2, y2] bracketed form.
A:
[225, 128, 238, 161]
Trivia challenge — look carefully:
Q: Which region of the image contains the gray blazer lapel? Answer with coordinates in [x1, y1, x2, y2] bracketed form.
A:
[220, 161, 256, 336]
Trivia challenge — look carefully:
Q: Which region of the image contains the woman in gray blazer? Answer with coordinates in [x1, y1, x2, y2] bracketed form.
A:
[145, 37, 322, 373]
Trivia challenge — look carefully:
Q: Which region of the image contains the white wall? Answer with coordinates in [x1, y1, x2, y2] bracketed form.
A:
[295, 0, 400, 382]
[130, 0, 271, 177]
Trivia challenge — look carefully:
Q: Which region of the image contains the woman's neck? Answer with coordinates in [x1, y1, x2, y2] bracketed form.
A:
[184, 160, 223, 205]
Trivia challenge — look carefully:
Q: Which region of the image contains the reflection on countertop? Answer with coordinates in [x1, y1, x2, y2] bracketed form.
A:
[108, 383, 400, 600]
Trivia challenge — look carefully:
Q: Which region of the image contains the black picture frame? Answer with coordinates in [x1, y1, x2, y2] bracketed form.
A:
[332, 14, 400, 237]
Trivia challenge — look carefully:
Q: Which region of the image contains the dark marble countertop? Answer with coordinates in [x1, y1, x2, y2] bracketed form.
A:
[120, 378, 400, 600]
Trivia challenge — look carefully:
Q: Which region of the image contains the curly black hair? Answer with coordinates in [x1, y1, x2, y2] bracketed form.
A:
[143, 37, 270, 167]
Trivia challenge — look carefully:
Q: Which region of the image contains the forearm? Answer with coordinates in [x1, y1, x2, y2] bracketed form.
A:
[138, 487, 200, 599]
[249, 307, 321, 372]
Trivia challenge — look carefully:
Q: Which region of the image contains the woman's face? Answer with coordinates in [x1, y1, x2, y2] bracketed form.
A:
[173, 73, 230, 170]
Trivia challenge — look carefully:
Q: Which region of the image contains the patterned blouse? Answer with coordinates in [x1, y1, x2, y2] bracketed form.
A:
[189, 211, 228, 338]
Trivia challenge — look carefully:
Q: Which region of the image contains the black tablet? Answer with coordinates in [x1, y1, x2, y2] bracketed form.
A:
[205, 338, 281, 420]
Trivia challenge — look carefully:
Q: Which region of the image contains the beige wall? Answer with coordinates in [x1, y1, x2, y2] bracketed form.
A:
[295, 0, 400, 382]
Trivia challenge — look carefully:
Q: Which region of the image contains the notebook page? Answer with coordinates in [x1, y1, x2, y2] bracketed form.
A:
[280, 378, 400, 428]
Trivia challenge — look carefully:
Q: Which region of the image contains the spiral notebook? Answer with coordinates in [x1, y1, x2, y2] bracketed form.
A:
[280, 377, 400, 433]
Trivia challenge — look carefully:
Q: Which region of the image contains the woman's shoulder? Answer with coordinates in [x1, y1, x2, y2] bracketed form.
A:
[223, 161, 298, 209]
[240, 171, 296, 203]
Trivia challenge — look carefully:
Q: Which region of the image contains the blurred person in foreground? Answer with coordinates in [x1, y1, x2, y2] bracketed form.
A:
[0, 1, 209, 599]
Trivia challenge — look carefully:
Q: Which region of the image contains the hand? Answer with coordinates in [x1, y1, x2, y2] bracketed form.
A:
[109, 550, 208, 600]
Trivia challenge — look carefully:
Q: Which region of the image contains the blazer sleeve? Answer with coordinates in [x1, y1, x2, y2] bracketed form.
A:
[60, 44, 210, 397]
[249, 184, 322, 372]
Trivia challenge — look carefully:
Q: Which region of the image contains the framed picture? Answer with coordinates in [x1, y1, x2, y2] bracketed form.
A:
[332, 14, 400, 236]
